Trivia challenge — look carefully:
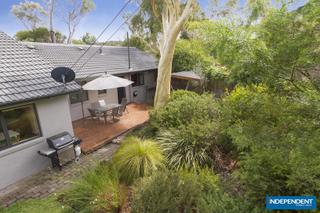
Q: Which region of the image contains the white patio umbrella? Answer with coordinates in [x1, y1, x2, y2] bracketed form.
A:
[82, 73, 133, 90]
[80, 73, 134, 119]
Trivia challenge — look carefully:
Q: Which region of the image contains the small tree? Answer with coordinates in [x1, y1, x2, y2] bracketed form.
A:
[11, 1, 46, 30]
[15, 27, 66, 43]
[81, 32, 96, 44]
[60, 0, 95, 44]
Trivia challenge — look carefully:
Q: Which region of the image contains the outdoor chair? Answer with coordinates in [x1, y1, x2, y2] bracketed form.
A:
[105, 106, 119, 122]
[118, 98, 128, 116]
[98, 99, 107, 107]
[88, 108, 106, 123]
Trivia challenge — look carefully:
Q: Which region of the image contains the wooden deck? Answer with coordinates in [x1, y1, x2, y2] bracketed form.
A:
[73, 103, 150, 153]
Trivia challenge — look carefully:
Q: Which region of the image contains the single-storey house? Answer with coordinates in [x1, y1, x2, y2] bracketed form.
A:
[0, 32, 80, 189]
[0, 31, 158, 190]
[23, 42, 158, 121]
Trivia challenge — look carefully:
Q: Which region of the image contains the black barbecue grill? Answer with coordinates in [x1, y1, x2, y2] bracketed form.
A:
[38, 132, 81, 170]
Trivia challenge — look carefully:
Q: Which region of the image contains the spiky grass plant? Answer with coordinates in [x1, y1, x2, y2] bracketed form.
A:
[112, 136, 164, 185]
[157, 121, 216, 170]
[61, 162, 125, 213]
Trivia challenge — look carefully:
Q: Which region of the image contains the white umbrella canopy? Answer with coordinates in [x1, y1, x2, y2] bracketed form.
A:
[82, 74, 133, 90]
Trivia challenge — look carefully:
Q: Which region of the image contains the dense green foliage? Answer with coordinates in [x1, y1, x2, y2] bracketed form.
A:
[123, 35, 147, 50]
[172, 39, 211, 72]
[150, 90, 217, 129]
[0, 196, 74, 213]
[150, 91, 222, 169]
[132, 169, 264, 213]
[61, 163, 124, 213]
[112, 136, 164, 185]
[186, 1, 320, 90]
[15, 27, 66, 43]
[81, 32, 96, 44]
[221, 85, 320, 202]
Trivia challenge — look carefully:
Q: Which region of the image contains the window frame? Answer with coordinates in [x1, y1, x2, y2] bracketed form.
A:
[69, 90, 89, 104]
[70, 81, 89, 104]
[131, 73, 145, 87]
[98, 90, 107, 95]
[0, 103, 42, 151]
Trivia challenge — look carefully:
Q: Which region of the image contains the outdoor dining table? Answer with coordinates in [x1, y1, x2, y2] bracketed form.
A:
[91, 103, 121, 123]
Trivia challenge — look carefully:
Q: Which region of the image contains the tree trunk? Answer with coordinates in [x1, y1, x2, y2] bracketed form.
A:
[67, 23, 75, 44]
[153, 0, 195, 108]
[49, 0, 56, 43]
[154, 31, 180, 108]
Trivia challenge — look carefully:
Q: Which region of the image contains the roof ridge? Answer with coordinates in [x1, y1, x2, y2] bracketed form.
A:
[21, 41, 133, 49]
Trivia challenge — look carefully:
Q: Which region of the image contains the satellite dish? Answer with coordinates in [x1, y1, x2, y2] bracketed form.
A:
[51, 67, 75, 86]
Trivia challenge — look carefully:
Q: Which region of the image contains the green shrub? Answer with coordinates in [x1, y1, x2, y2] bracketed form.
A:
[221, 85, 320, 203]
[130, 124, 158, 139]
[150, 90, 218, 130]
[112, 136, 164, 185]
[61, 162, 124, 213]
[172, 39, 212, 72]
[131, 169, 264, 213]
[158, 120, 219, 169]
[151, 90, 223, 170]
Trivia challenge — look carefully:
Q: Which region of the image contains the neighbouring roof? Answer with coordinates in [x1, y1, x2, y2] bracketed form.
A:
[23, 42, 158, 79]
[0, 32, 80, 106]
[171, 71, 202, 81]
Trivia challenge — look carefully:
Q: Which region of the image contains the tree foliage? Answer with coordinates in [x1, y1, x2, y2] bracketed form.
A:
[221, 85, 320, 203]
[173, 39, 212, 72]
[186, 1, 320, 91]
[11, 1, 46, 30]
[132, 169, 263, 213]
[123, 35, 147, 50]
[61, 0, 95, 44]
[15, 27, 66, 43]
[81, 32, 96, 44]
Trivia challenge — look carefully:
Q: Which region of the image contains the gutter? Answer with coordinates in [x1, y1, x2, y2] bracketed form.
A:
[0, 88, 80, 109]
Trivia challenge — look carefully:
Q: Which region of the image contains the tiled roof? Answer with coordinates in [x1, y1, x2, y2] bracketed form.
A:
[23, 42, 158, 79]
[0, 32, 80, 106]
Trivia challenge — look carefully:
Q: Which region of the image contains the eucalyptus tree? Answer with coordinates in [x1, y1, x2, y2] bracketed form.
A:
[11, 1, 46, 30]
[130, 0, 198, 108]
[60, 0, 96, 44]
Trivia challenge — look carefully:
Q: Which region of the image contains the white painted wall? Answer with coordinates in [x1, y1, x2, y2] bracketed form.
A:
[70, 89, 118, 121]
[0, 95, 74, 189]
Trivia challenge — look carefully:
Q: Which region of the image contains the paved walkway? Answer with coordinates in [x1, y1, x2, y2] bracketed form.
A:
[0, 143, 120, 207]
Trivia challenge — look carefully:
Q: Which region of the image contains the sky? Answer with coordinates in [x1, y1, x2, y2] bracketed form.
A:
[0, 0, 308, 42]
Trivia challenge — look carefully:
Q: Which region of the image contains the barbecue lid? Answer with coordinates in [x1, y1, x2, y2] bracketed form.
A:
[47, 131, 73, 148]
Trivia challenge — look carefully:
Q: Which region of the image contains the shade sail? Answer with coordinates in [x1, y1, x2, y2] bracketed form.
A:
[82, 74, 133, 90]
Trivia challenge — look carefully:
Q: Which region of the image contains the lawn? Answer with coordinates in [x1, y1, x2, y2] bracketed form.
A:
[0, 196, 74, 213]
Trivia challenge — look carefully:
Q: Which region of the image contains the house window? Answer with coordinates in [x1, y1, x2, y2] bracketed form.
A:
[131, 73, 144, 87]
[0, 104, 41, 149]
[98, 90, 107, 95]
[0, 124, 5, 148]
[69, 90, 89, 104]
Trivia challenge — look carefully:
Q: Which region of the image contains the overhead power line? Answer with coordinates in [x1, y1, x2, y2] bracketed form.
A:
[77, 5, 141, 73]
[70, 0, 132, 69]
